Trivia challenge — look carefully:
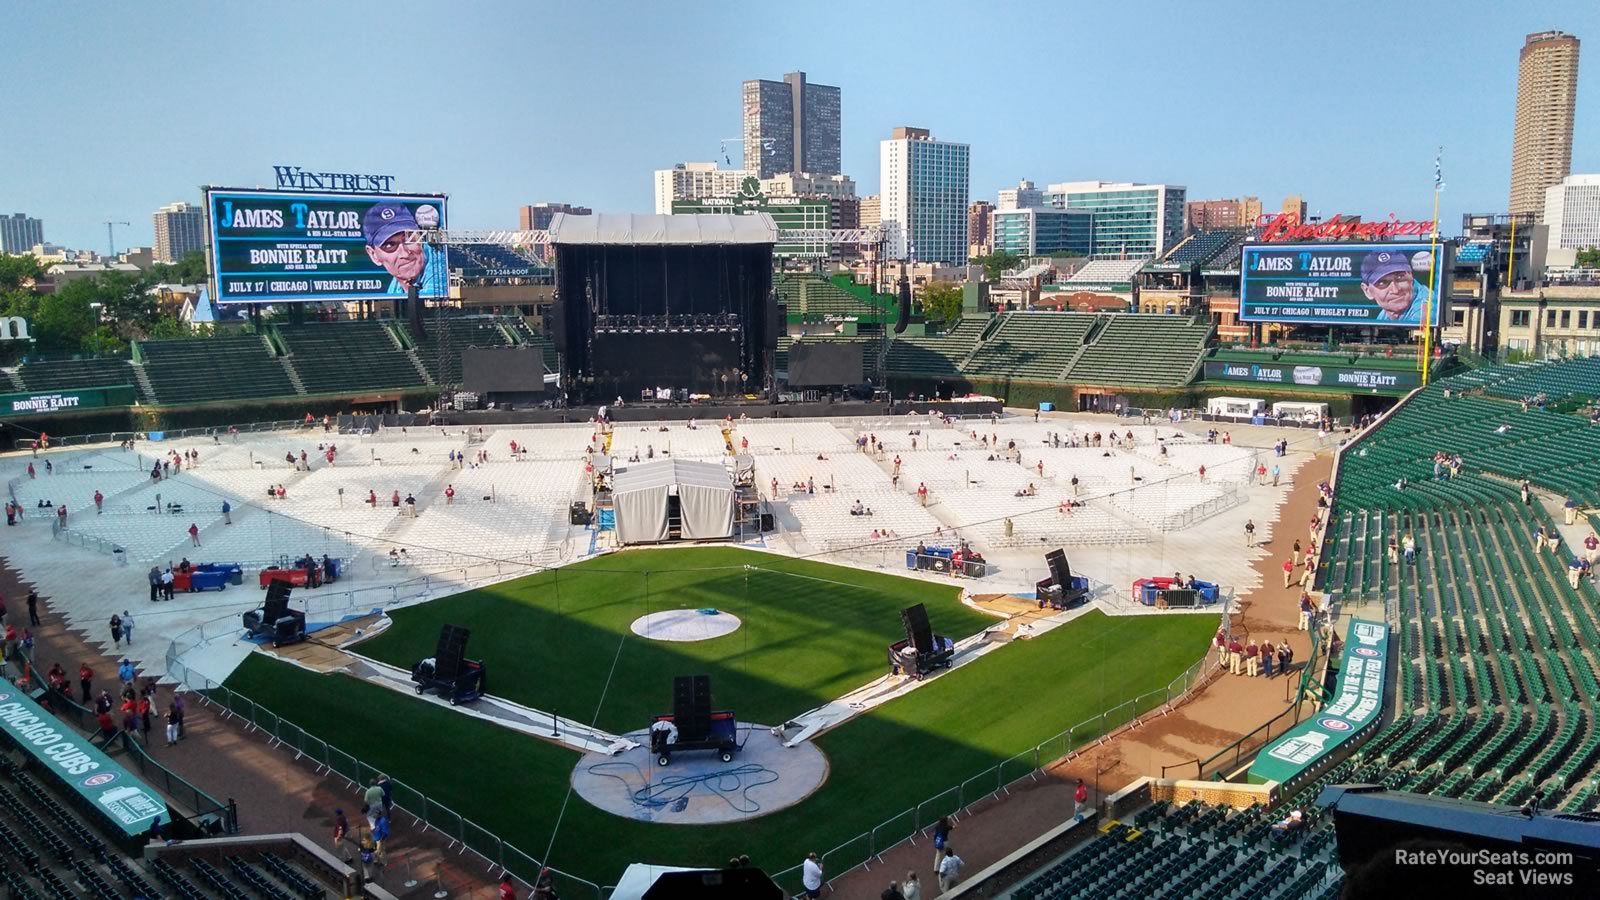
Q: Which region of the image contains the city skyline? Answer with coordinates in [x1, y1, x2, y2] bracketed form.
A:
[3, 1, 1598, 252]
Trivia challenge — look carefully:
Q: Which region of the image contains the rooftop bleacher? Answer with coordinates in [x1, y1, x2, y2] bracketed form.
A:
[1066, 315, 1213, 387]
[1154, 228, 1245, 268]
[276, 321, 425, 394]
[138, 335, 297, 406]
[14, 357, 147, 400]
[962, 311, 1097, 381]
[1067, 259, 1148, 283]
[884, 318, 988, 379]
[1456, 242, 1492, 264]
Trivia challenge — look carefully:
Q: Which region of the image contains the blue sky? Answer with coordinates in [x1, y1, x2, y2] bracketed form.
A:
[3, 0, 1597, 252]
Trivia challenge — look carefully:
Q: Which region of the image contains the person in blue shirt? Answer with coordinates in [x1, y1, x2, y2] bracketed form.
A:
[1359, 248, 1432, 325]
[364, 202, 446, 298]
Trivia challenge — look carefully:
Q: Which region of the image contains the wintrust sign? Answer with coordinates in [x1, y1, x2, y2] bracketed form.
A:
[1256, 213, 1434, 243]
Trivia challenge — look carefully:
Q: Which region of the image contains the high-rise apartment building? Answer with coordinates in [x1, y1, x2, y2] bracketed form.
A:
[0, 213, 43, 254]
[992, 207, 1093, 257]
[997, 180, 1043, 210]
[653, 163, 752, 214]
[519, 203, 591, 231]
[1240, 196, 1263, 228]
[1041, 181, 1185, 258]
[968, 201, 994, 253]
[742, 71, 841, 180]
[1511, 31, 1581, 220]
[1280, 195, 1308, 221]
[880, 128, 971, 264]
[153, 202, 205, 263]
[1543, 174, 1600, 267]
[858, 195, 881, 229]
[1185, 199, 1241, 233]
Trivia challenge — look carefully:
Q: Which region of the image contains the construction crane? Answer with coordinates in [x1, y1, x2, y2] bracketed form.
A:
[104, 221, 130, 258]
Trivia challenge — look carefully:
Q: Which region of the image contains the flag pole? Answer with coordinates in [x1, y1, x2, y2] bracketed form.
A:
[1422, 149, 1443, 386]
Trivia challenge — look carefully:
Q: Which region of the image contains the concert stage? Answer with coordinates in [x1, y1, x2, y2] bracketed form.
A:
[548, 213, 778, 404]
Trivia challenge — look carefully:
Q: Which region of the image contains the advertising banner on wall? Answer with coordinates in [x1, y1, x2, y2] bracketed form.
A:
[207, 189, 448, 304]
[1239, 242, 1447, 327]
[0, 386, 137, 417]
[1249, 620, 1389, 785]
[1203, 361, 1420, 392]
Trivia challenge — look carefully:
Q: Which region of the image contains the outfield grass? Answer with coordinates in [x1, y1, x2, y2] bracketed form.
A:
[354, 547, 995, 734]
[226, 598, 1214, 888]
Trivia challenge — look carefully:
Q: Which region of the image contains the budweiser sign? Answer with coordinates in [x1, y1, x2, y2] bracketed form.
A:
[1256, 213, 1434, 243]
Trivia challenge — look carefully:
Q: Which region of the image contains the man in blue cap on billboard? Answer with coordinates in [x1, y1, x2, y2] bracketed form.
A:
[1359, 248, 1433, 325]
[364, 202, 446, 297]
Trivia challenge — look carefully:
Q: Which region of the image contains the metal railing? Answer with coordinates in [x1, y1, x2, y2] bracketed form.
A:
[162, 647, 606, 900]
[0, 646, 235, 833]
[12, 418, 319, 451]
[763, 648, 1218, 898]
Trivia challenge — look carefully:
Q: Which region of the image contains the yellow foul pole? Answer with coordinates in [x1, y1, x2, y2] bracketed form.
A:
[1421, 187, 1441, 386]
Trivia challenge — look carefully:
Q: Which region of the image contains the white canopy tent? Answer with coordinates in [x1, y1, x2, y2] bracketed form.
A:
[608, 864, 701, 900]
[611, 458, 736, 544]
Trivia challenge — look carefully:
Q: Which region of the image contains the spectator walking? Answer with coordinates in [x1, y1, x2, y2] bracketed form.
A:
[377, 774, 394, 815]
[1282, 558, 1294, 588]
[901, 872, 921, 900]
[445, 485, 455, 505]
[937, 848, 964, 893]
[94, 490, 104, 513]
[165, 707, 180, 746]
[1586, 534, 1600, 565]
[118, 658, 135, 687]
[188, 523, 200, 547]
[1565, 496, 1580, 526]
[171, 693, 185, 738]
[148, 566, 161, 603]
[1387, 536, 1399, 565]
[1074, 778, 1089, 819]
[801, 852, 824, 899]
[363, 780, 386, 829]
[1402, 533, 1416, 565]
[1245, 519, 1256, 547]
[1271, 464, 1281, 486]
[79, 663, 93, 703]
[932, 815, 953, 867]
[498, 874, 516, 900]
[121, 610, 134, 645]
[27, 591, 39, 627]
[1293, 539, 1303, 567]
[1299, 594, 1314, 631]
[222, 501, 232, 525]
[109, 614, 123, 647]
[1214, 628, 1228, 666]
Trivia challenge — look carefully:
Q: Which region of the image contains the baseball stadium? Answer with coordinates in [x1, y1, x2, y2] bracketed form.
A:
[3, 185, 1600, 900]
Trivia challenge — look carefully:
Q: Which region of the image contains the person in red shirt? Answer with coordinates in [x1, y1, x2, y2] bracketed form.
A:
[94, 491, 104, 513]
[444, 485, 455, 505]
[95, 711, 117, 745]
[188, 523, 201, 547]
[78, 663, 93, 703]
[1074, 779, 1089, 819]
[498, 874, 517, 900]
[1282, 558, 1294, 588]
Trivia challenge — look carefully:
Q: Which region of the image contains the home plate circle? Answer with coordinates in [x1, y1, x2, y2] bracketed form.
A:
[630, 609, 741, 642]
[572, 725, 828, 824]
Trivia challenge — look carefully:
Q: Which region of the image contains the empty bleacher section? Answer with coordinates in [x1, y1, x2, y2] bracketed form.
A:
[775, 273, 888, 321]
[275, 322, 425, 393]
[962, 312, 1097, 382]
[1065, 259, 1147, 284]
[413, 316, 513, 385]
[139, 335, 297, 405]
[1066, 315, 1213, 387]
[884, 318, 988, 378]
[1479, 356, 1600, 404]
[1456, 242, 1492, 264]
[1320, 362, 1600, 817]
[14, 357, 147, 400]
[449, 243, 550, 276]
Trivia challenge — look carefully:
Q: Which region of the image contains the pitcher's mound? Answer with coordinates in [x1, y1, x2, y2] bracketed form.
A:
[629, 609, 741, 642]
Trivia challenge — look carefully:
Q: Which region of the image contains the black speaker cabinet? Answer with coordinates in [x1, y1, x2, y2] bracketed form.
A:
[1045, 548, 1071, 587]
[901, 604, 934, 655]
[759, 512, 775, 532]
[263, 581, 293, 621]
[435, 624, 471, 679]
[673, 675, 712, 740]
